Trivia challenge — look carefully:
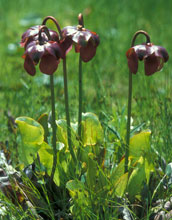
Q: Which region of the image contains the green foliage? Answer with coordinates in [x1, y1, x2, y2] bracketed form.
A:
[127, 131, 155, 200]
[1, 0, 172, 218]
[81, 112, 104, 146]
[56, 119, 78, 147]
[15, 116, 44, 165]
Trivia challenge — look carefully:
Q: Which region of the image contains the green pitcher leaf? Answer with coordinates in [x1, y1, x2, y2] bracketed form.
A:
[56, 119, 77, 147]
[86, 154, 97, 189]
[81, 112, 104, 146]
[129, 130, 154, 185]
[38, 142, 53, 175]
[16, 117, 44, 144]
[145, 157, 154, 184]
[127, 156, 145, 200]
[129, 130, 151, 159]
[66, 179, 85, 192]
[37, 113, 49, 143]
[38, 141, 60, 186]
[15, 117, 44, 165]
[110, 157, 125, 184]
[114, 172, 128, 197]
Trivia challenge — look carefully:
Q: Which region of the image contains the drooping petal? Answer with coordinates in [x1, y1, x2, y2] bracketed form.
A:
[74, 43, 81, 53]
[23, 55, 36, 76]
[44, 41, 62, 59]
[72, 31, 85, 44]
[80, 41, 97, 62]
[89, 31, 100, 47]
[83, 29, 93, 42]
[26, 42, 45, 64]
[59, 37, 73, 59]
[126, 48, 138, 74]
[39, 54, 58, 75]
[21, 25, 41, 47]
[49, 30, 59, 42]
[153, 45, 169, 62]
[144, 53, 163, 76]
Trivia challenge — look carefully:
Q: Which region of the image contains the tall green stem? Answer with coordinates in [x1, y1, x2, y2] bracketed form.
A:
[125, 71, 132, 173]
[78, 55, 82, 141]
[42, 16, 76, 162]
[63, 58, 76, 162]
[125, 30, 151, 172]
[50, 74, 57, 181]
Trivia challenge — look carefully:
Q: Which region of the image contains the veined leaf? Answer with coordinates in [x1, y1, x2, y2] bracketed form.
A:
[37, 113, 49, 142]
[38, 141, 60, 186]
[66, 179, 85, 192]
[110, 157, 125, 184]
[129, 130, 154, 185]
[15, 117, 44, 165]
[114, 172, 128, 197]
[129, 130, 151, 159]
[127, 156, 145, 200]
[81, 112, 104, 146]
[145, 157, 154, 184]
[56, 119, 77, 147]
[66, 179, 85, 198]
[16, 117, 44, 144]
[38, 142, 53, 175]
[86, 155, 97, 189]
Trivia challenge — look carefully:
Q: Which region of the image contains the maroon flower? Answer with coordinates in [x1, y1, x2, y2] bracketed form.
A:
[126, 43, 169, 76]
[62, 25, 100, 62]
[21, 25, 59, 48]
[21, 25, 62, 76]
[22, 39, 62, 76]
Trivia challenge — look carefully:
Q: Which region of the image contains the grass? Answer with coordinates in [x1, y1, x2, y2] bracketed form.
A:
[0, 0, 172, 219]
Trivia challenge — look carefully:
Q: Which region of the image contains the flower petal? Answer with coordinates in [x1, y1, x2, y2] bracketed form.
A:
[126, 48, 138, 74]
[153, 45, 169, 62]
[90, 31, 100, 47]
[59, 37, 73, 59]
[62, 26, 77, 37]
[25, 41, 45, 64]
[21, 25, 59, 48]
[75, 43, 81, 53]
[44, 41, 62, 59]
[144, 53, 164, 76]
[80, 41, 97, 62]
[24, 55, 36, 76]
[39, 54, 58, 75]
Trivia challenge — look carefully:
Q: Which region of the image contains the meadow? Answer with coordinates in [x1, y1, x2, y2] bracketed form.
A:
[0, 0, 172, 219]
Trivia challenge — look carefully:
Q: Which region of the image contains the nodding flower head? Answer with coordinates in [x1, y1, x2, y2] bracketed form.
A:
[20, 25, 59, 48]
[61, 13, 100, 62]
[126, 43, 169, 76]
[21, 25, 62, 76]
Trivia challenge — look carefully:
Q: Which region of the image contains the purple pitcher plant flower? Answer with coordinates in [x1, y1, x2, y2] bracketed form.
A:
[62, 15, 99, 62]
[21, 25, 62, 76]
[21, 25, 59, 48]
[126, 43, 169, 76]
[125, 30, 169, 173]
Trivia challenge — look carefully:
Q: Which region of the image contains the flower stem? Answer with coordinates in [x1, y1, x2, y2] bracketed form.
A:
[42, 16, 62, 39]
[77, 13, 84, 143]
[42, 16, 76, 162]
[78, 55, 82, 142]
[125, 71, 132, 173]
[125, 30, 151, 173]
[63, 58, 76, 162]
[50, 74, 57, 181]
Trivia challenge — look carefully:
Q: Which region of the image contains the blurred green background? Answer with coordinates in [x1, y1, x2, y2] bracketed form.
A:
[0, 0, 171, 159]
